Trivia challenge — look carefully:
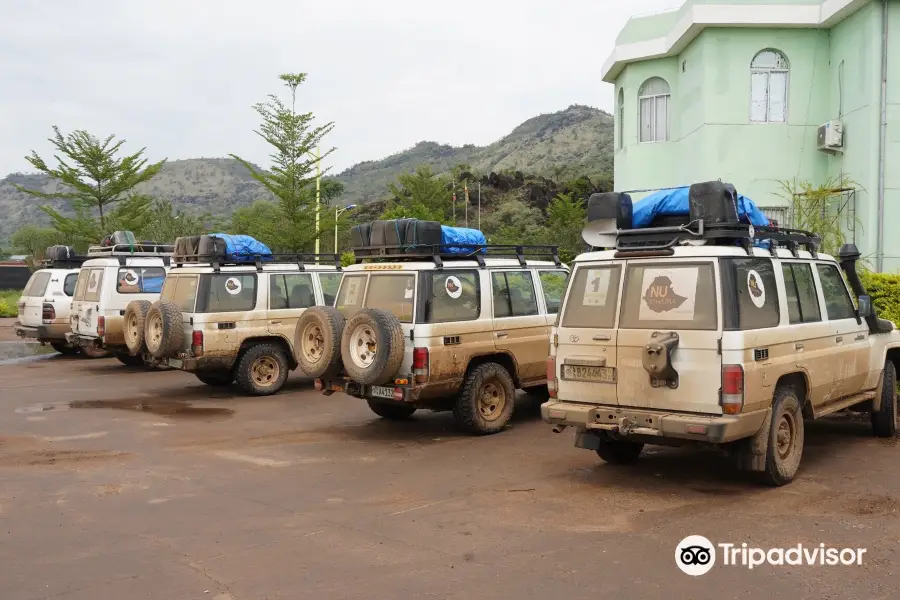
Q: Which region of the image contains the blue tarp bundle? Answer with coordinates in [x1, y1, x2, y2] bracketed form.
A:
[208, 233, 273, 262]
[440, 226, 487, 255]
[631, 186, 770, 228]
[141, 274, 165, 293]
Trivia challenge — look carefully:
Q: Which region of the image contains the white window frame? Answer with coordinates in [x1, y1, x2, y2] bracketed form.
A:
[750, 49, 789, 124]
[617, 88, 625, 150]
[638, 78, 670, 143]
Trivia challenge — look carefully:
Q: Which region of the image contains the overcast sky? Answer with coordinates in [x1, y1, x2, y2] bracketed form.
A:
[0, 0, 682, 178]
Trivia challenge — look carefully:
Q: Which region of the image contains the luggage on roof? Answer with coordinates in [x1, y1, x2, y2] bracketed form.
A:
[631, 182, 769, 229]
[45, 245, 76, 262]
[101, 230, 138, 247]
[201, 233, 273, 262]
[351, 219, 487, 256]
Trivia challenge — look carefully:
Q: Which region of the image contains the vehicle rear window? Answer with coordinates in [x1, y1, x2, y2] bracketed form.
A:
[73, 270, 89, 301]
[365, 274, 415, 323]
[117, 267, 166, 294]
[172, 276, 199, 312]
[318, 273, 342, 306]
[22, 272, 51, 297]
[428, 271, 480, 323]
[620, 262, 717, 330]
[336, 274, 366, 314]
[782, 263, 821, 324]
[539, 270, 569, 314]
[270, 273, 315, 309]
[84, 268, 103, 302]
[63, 273, 78, 297]
[198, 274, 257, 313]
[726, 258, 779, 330]
[561, 265, 622, 329]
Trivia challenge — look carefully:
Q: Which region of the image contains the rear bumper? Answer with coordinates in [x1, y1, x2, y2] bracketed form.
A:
[321, 377, 424, 403]
[16, 322, 69, 341]
[161, 355, 236, 372]
[541, 400, 769, 444]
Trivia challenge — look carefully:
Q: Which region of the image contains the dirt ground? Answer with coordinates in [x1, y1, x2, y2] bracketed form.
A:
[0, 317, 19, 342]
[0, 353, 898, 600]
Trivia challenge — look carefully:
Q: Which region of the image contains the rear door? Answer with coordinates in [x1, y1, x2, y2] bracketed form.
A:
[18, 271, 51, 327]
[196, 273, 261, 352]
[267, 272, 317, 337]
[160, 275, 199, 353]
[72, 267, 104, 336]
[554, 262, 623, 406]
[490, 269, 549, 383]
[616, 259, 723, 414]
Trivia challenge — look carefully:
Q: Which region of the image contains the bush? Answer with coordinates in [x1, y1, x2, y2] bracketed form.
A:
[0, 290, 20, 318]
[859, 271, 900, 325]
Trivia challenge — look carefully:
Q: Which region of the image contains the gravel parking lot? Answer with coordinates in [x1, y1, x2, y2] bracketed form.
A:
[1, 345, 898, 599]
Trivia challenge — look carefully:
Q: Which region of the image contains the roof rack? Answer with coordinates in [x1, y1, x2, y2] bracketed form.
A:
[172, 252, 342, 273]
[87, 243, 176, 267]
[39, 256, 90, 269]
[353, 244, 561, 269]
[606, 220, 821, 259]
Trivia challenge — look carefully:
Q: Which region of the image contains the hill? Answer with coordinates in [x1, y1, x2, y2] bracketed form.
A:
[0, 104, 613, 243]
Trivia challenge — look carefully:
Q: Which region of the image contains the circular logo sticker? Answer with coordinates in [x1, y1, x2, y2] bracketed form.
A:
[123, 270, 138, 285]
[675, 535, 716, 576]
[747, 269, 766, 308]
[224, 277, 242, 295]
[445, 276, 462, 299]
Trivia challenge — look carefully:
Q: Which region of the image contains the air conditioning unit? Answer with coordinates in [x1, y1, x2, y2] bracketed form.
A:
[817, 119, 844, 153]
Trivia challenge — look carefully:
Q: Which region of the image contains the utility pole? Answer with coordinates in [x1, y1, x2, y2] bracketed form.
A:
[313, 145, 321, 258]
[464, 183, 469, 228]
[477, 182, 481, 230]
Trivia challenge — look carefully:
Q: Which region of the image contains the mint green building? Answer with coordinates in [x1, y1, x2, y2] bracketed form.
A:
[605, 0, 900, 271]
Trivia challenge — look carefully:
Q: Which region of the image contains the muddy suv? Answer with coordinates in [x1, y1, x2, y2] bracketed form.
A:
[543, 189, 900, 486]
[132, 252, 343, 395]
[297, 232, 569, 435]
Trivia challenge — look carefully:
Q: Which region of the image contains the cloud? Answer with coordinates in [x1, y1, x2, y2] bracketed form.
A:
[0, 0, 681, 177]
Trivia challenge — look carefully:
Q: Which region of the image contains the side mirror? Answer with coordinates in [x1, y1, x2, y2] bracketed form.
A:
[858, 295, 874, 318]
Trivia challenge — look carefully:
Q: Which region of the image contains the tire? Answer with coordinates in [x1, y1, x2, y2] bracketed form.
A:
[340, 309, 405, 385]
[123, 300, 152, 355]
[49, 342, 78, 356]
[295, 306, 345, 378]
[454, 362, 516, 435]
[872, 361, 898, 438]
[234, 343, 289, 396]
[367, 399, 417, 420]
[115, 352, 146, 367]
[595, 436, 644, 464]
[80, 345, 110, 359]
[758, 386, 805, 487]
[145, 300, 185, 359]
[196, 370, 234, 387]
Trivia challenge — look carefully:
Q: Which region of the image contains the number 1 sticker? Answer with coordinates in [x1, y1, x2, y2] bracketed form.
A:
[583, 269, 611, 306]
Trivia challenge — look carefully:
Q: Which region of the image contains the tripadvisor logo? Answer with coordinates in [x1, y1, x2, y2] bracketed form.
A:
[675, 535, 867, 576]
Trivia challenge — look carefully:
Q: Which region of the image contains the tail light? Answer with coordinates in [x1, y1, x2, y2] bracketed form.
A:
[412, 347, 429, 384]
[42, 303, 56, 323]
[191, 330, 204, 358]
[314, 378, 324, 391]
[722, 365, 744, 415]
[547, 356, 558, 398]
[97, 316, 106, 339]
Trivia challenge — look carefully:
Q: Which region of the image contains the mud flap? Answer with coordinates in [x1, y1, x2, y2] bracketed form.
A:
[733, 409, 772, 473]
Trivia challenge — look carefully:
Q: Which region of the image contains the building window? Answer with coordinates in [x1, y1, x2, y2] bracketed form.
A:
[751, 49, 788, 123]
[638, 77, 670, 142]
[617, 88, 624, 149]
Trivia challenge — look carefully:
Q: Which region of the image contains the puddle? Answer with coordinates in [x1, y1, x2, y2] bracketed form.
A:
[0, 341, 56, 365]
[68, 399, 234, 419]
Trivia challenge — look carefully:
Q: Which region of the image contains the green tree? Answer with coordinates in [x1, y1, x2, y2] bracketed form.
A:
[382, 165, 452, 222]
[229, 200, 283, 244]
[480, 191, 548, 246]
[229, 73, 335, 252]
[14, 126, 166, 241]
[547, 193, 587, 262]
[10, 225, 67, 266]
[134, 198, 212, 243]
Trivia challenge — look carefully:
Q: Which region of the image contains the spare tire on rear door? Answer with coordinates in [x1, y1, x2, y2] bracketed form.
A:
[145, 300, 185, 359]
[295, 306, 345, 378]
[123, 300, 152, 355]
[340, 308, 405, 385]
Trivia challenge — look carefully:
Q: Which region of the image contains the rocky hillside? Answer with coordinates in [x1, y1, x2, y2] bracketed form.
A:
[0, 105, 613, 242]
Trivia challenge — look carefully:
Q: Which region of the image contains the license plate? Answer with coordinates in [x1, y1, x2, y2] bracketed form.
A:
[561, 364, 616, 383]
[370, 385, 395, 399]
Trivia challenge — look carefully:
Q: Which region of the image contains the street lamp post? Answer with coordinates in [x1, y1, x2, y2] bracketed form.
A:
[335, 204, 357, 253]
[307, 146, 321, 257]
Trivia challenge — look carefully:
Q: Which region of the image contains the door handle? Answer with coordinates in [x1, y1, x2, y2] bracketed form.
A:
[496, 331, 508, 338]
[855, 334, 866, 341]
[592, 334, 611, 341]
[270, 320, 283, 325]
[835, 336, 843, 344]
[795, 343, 804, 350]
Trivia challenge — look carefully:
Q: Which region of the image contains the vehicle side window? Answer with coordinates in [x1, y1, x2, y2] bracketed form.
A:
[172, 276, 198, 312]
[730, 258, 779, 330]
[73, 270, 89, 301]
[428, 271, 480, 323]
[365, 274, 415, 323]
[318, 273, 342, 306]
[200, 274, 257, 313]
[538, 270, 570, 314]
[336, 275, 366, 315]
[63, 273, 78, 297]
[492, 271, 538, 318]
[161, 276, 178, 301]
[782, 263, 821, 324]
[816, 263, 856, 320]
[620, 262, 717, 331]
[117, 267, 166, 294]
[84, 269, 103, 302]
[23, 272, 51, 297]
[561, 265, 621, 328]
[270, 274, 315, 310]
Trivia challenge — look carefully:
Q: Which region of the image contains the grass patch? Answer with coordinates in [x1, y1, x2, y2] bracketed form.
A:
[0, 290, 21, 318]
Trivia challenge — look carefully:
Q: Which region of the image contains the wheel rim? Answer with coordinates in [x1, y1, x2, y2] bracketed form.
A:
[126, 313, 139, 344]
[349, 323, 377, 370]
[301, 322, 325, 364]
[478, 379, 507, 421]
[147, 313, 163, 351]
[776, 411, 796, 461]
[251, 356, 280, 387]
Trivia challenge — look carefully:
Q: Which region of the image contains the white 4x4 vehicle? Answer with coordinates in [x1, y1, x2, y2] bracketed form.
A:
[66, 241, 173, 366]
[543, 188, 900, 486]
[299, 231, 569, 435]
[134, 251, 343, 395]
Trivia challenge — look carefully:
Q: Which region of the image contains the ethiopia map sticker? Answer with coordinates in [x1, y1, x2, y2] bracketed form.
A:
[88, 271, 99, 292]
[747, 269, 766, 308]
[638, 267, 699, 321]
[344, 278, 361, 306]
[445, 275, 463, 299]
[583, 269, 611, 306]
[224, 277, 242, 295]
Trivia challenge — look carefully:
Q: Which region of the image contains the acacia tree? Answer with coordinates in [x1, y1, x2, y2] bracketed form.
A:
[14, 127, 166, 242]
[230, 73, 335, 252]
